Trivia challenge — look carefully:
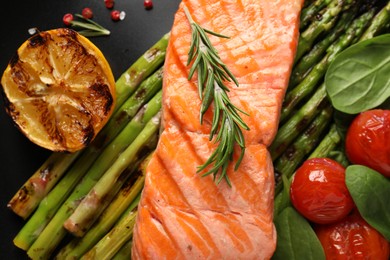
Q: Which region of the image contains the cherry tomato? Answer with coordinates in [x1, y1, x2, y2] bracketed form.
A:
[345, 109, 390, 178]
[290, 158, 354, 224]
[315, 210, 390, 260]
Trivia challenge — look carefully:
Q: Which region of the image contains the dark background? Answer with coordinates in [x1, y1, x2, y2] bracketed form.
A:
[0, 0, 180, 258]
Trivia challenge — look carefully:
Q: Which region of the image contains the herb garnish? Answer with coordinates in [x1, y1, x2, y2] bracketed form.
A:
[69, 14, 110, 37]
[183, 5, 250, 185]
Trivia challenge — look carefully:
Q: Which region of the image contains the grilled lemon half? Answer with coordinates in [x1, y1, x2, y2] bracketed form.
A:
[1, 28, 116, 152]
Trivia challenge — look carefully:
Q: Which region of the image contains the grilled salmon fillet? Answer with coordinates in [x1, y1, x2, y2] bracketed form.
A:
[132, 0, 303, 258]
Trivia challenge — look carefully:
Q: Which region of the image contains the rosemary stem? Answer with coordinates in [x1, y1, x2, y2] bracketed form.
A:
[183, 4, 249, 184]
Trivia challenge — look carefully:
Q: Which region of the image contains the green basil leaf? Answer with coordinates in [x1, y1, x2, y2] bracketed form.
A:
[272, 207, 325, 260]
[325, 34, 390, 114]
[346, 165, 390, 241]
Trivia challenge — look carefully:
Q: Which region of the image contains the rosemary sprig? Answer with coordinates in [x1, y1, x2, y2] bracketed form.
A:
[183, 5, 250, 185]
[70, 14, 110, 37]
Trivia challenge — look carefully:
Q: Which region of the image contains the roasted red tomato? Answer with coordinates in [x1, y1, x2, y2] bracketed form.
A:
[345, 109, 390, 177]
[315, 210, 390, 260]
[290, 158, 354, 224]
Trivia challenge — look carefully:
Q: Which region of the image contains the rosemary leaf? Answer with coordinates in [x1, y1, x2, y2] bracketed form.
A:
[70, 14, 110, 37]
[184, 4, 250, 185]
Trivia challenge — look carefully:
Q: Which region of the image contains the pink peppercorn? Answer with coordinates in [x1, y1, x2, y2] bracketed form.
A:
[104, 0, 115, 9]
[81, 7, 94, 19]
[63, 13, 74, 26]
[111, 10, 121, 21]
[144, 0, 153, 10]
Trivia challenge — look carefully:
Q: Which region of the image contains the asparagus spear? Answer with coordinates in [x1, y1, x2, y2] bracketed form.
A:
[281, 8, 375, 123]
[359, 0, 390, 41]
[270, 83, 328, 161]
[7, 151, 80, 219]
[26, 158, 143, 260]
[56, 170, 145, 259]
[7, 34, 168, 219]
[97, 66, 163, 142]
[303, 0, 316, 8]
[274, 2, 389, 195]
[273, 2, 389, 195]
[13, 71, 163, 251]
[294, 0, 352, 64]
[26, 111, 159, 259]
[13, 150, 94, 251]
[274, 6, 374, 159]
[81, 194, 142, 260]
[300, 0, 333, 30]
[274, 105, 333, 194]
[114, 33, 169, 109]
[13, 3, 390, 256]
[63, 113, 161, 237]
[22, 89, 160, 250]
[309, 123, 350, 166]
[112, 240, 133, 260]
[289, 8, 357, 88]
[56, 134, 154, 259]
[85, 66, 162, 147]
[308, 123, 341, 159]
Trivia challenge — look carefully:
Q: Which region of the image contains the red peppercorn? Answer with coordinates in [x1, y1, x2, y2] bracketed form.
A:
[81, 7, 94, 19]
[144, 0, 153, 10]
[111, 10, 121, 21]
[104, 0, 115, 9]
[63, 13, 74, 26]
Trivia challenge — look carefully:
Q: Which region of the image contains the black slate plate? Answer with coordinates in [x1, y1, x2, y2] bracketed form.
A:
[0, 0, 180, 258]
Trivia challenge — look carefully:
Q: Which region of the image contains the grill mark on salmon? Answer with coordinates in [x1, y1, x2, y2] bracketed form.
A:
[132, 0, 303, 258]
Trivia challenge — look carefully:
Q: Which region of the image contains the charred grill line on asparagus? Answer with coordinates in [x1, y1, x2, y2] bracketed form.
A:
[270, 83, 329, 161]
[7, 151, 80, 219]
[9, 2, 390, 258]
[274, 105, 334, 194]
[294, 0, 352, 64]
[280, 8, 375, 123]
[55, 166, 146, 258]
[114, 33, 169, 108]
[63, 112, 161, 237]
[112, 240, 133, 260]
[359, 0, 390, 41]
[81, 155, 152, 259]
[25, 86, 163, 259]
[308, 123, 341, 159]
[65, 152, 153, 259]
[13, 69, 163, 252]
[299, 0, 334, 30]
[55, 99, 160, 258]
[81, 194, 141, 260]
[289, 7, 358, 89]
[7, 33, 169, 220]
[273, 1, 390, 197]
